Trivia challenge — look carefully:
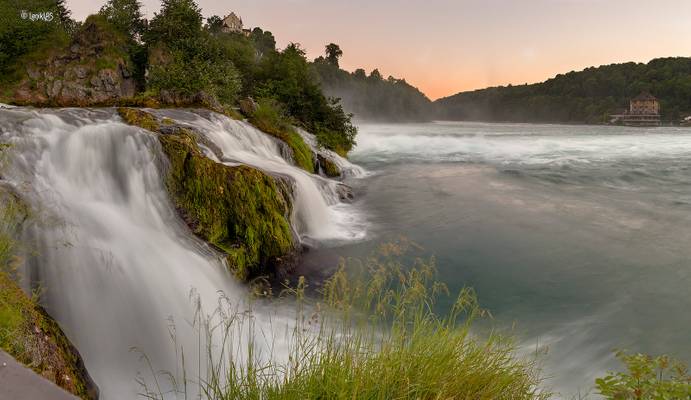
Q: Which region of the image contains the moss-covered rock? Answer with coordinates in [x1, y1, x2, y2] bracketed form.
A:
[118, 108, 297, 280]
[246, 99, 316, 173]
[118, 107, 160, 132]
[317, 154, 341, 178]
[0, 191, 98, 400]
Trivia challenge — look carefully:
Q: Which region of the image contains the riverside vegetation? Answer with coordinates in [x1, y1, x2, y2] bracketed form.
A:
[138, 239, 691, 399]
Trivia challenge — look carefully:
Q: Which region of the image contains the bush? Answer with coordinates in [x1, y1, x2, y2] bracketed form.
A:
[147, 40, 241, 105]
[596, 351, 691, 399]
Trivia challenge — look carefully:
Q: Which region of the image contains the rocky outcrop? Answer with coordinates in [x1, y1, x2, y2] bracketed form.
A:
[117, 108, 299, 280]
[10, 15, 135, 107]
[317, 154, 341, 178]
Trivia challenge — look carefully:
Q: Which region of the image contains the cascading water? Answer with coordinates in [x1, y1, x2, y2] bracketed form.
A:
[148, 109, 367, 245]
[0, 107, 363, 399]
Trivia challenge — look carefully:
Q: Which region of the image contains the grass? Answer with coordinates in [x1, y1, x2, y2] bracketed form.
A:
[138, 239, 548, 400]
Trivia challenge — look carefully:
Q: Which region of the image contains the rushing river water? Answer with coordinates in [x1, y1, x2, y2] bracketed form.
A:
[3, 108, 691, 398]
[0, 107, 363, 399]
[305, 121, 691, 397]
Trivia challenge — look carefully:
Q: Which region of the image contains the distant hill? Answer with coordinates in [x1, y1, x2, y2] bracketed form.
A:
[313, 59, 433, 122]
[435, 57, 691, 124]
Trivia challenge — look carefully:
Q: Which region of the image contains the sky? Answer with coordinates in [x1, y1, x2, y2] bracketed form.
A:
[66, 0, 691, 100]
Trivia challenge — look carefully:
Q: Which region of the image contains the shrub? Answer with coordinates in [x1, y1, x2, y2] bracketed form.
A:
[596, 351, 691, 399]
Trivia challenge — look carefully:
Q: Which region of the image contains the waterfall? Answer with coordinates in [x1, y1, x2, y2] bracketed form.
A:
[1, 107, 353, 398]
[148, 109, 367, 245]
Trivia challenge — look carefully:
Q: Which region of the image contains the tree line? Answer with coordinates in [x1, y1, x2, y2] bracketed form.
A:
[313, 44, 433, 122]
[435, 57, 691, 124]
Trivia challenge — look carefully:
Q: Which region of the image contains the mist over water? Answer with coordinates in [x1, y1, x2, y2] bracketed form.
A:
[317, 121, 691, 397]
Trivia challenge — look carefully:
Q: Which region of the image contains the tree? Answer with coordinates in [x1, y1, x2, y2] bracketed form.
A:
[369, 69, 383, 80]
[55, 0, 72, 25]
[353, 68, 366, 79]
[205, 15, 223, 34]
[99, 0, 146, 40]
[250, 28, 276, 57]
[325, 43, 343, 67]
[145, 0, 203, 46]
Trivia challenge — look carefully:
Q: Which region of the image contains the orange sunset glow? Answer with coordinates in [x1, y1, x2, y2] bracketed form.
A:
[64, 0, 691, 99]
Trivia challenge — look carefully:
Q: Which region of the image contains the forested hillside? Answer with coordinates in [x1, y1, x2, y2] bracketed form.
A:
[313, 44, 433, 122]
[435, 57, 691, 124]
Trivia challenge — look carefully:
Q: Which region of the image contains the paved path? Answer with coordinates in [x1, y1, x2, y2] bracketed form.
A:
[0, 350, 78, 400]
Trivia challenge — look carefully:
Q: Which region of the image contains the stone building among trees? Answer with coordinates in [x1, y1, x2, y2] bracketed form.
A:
[222, 12, 243, 33]
[610, 92, 661, 126]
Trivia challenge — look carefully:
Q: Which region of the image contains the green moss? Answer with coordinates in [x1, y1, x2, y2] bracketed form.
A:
[0, 193, 96, 400]
[159, 131, 294, 279]
[117, 107, 160, 131]
[249, 99, 316, 173]
[118, 108, 296, 280]
[318, 154, 341, 178]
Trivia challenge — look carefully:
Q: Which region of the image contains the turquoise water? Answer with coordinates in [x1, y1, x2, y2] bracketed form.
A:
[305, 121, 691, 397]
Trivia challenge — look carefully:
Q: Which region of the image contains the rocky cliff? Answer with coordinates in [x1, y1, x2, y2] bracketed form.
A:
[9, 15, 136, 107]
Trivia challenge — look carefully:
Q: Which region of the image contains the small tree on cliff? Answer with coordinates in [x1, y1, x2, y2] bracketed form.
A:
[325, 43, 343, 68]
[99, 0, 147, 40]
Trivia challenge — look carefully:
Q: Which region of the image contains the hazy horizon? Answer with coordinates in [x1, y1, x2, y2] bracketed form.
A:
[65, 0, 691, 100]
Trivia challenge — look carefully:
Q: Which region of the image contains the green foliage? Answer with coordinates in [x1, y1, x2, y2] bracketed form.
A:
[144, 0, 202, 45]
[205, 15, 223, 34]
[436, 57, 691, 123]
[314, 47, 433, 123]
[324, 43, 342, 67]
[145, 0, 241, 106]
[596, 351, 691, 399]
[147, 40, 241, 105]
[250, 27, 276, 58]
[98, 0, 146, 39]
[139, 239, 547, 399]
[249, 99, 316, 173]
[0, 0, 71, 81]
[255, 43, 357, 153]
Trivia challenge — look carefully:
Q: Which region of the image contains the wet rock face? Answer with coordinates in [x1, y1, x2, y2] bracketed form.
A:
[11, 17, 136, 107]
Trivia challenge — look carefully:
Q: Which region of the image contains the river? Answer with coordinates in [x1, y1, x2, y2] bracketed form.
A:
[305, 120, 691, 397]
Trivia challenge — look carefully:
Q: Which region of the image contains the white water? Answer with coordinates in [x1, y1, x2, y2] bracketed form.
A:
[0, 107, 364, 398]
[150, 109, 367, 244]
[352, 121, 691, 166]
